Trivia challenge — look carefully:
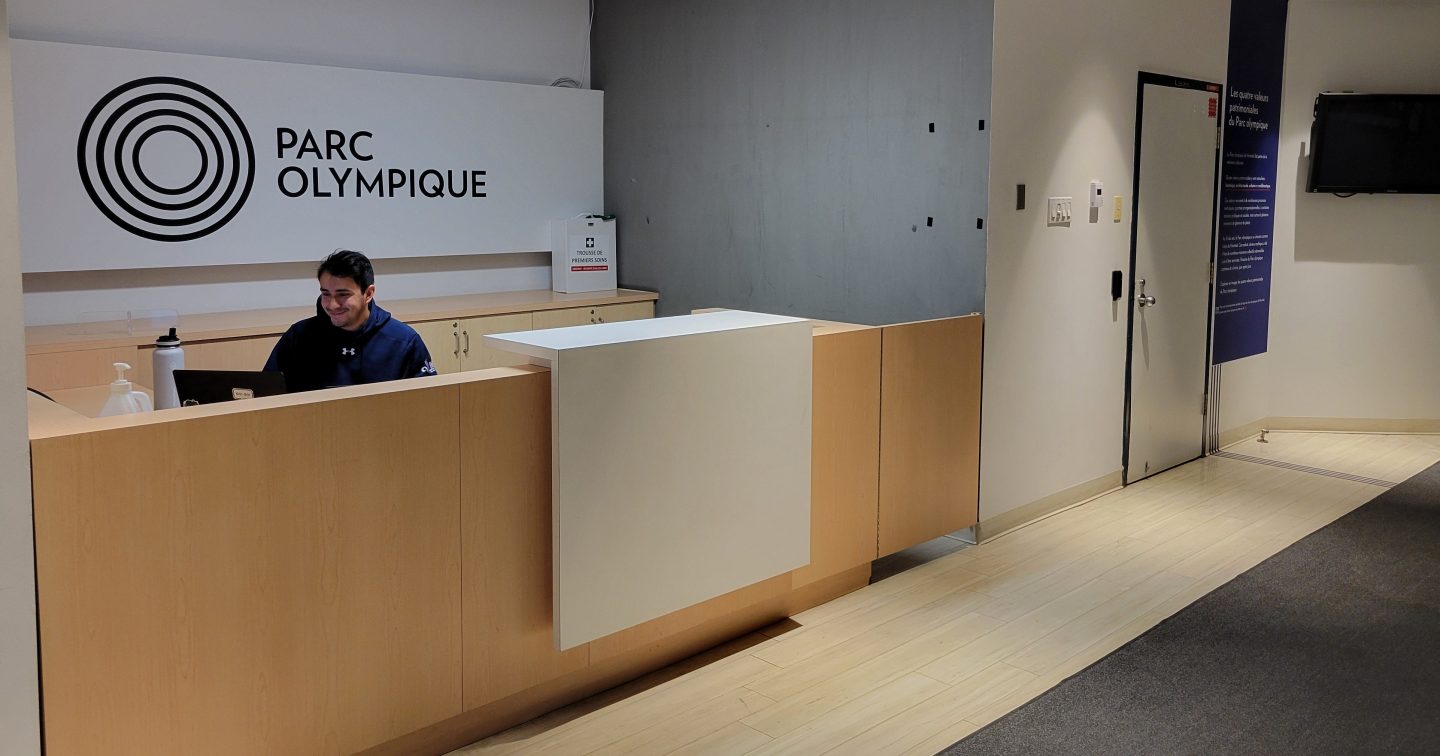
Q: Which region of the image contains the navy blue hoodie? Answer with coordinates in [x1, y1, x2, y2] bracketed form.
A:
[264, 300, 436, 393]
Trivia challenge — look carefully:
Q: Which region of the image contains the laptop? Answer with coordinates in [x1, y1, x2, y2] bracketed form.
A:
[172, 369, 288, 406]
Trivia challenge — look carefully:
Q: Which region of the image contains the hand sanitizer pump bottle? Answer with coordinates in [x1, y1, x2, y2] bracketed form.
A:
[152, 327, 185, 410]
[98, 362, 153, 417]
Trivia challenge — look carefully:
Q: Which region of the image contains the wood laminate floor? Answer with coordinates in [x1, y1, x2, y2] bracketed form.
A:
[454, 432, 1440, 756]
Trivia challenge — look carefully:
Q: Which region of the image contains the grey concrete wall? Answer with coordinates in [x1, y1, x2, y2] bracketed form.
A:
[593, 0, 992, 324]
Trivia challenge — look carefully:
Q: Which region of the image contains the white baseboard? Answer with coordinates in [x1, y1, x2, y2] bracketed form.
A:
[1218, 417, 1268, 449]
[1221, 417, 1440, 444]
[973, 470, 1123, 544]
[1265, 417, 1440, 434]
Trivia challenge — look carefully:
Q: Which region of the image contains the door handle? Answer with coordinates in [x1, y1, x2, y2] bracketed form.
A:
[453, 329, 461, 358]
[1136, 278, 1157, 308]
[462, 330, 470, 356]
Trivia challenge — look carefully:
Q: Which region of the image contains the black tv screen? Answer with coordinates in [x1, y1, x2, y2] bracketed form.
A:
[1307, 93, 1440, 194]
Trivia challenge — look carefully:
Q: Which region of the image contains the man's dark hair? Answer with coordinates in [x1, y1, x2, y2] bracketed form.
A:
[318, 249, 374, 289]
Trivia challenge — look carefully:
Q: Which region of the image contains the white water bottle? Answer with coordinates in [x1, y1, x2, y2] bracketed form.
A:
[152, 327, 185, 410]
[98, 362, 154, 417]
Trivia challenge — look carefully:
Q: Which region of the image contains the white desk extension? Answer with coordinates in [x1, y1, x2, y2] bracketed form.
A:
[487, 311, 813, 649]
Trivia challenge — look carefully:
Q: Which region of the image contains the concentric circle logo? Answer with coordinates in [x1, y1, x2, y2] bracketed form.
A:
[77, 77, 254, 242]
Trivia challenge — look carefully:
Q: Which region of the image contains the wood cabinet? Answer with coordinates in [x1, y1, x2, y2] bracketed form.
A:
[414, 314, 533, 374]
[25, 290, 658, 391]
[414, 320, 464, 374]
[458, 313, 535, 369]
[531, 301, 654, 330]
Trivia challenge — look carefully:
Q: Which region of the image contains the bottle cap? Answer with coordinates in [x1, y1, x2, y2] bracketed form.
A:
[156, 327, 181, 347]
[110, 362, 133, 393]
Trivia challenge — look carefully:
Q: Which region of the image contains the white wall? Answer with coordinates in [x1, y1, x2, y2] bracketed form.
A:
[9, 0, 590, 324]
[21, 253, 552, 326]
[9, 0, 589, 86]
[1264, 0, 1440, 422]
[0, 1, 42, 751]
[980, 0, 1231, 521]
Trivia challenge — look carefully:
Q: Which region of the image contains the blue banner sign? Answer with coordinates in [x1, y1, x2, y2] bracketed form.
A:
[1212, 0, 1288, 364]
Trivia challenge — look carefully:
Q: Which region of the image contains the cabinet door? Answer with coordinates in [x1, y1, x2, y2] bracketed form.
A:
[413, 320, 462, 374]
[531, 307, 597, 330]
[594, 302, 654, 324]
[458, 313, 534, 370]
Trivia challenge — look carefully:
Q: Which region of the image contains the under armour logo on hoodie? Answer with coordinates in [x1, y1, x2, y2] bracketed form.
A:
[340, 347, 356, 356]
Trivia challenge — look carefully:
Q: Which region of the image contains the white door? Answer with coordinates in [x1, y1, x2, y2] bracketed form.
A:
[1125, 75, 1220, 484]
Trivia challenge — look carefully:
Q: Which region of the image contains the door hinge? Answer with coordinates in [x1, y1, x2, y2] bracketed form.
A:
[1209, 262, 1216, 283]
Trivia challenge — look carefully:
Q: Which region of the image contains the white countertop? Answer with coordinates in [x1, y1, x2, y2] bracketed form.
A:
[484, 310, 808, 358]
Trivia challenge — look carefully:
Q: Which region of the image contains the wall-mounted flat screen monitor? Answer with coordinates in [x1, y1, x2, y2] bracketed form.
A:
[1307, 93, 1440, 194]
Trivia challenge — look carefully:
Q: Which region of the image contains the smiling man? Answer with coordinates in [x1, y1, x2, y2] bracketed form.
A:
[263, 249, 436, 392]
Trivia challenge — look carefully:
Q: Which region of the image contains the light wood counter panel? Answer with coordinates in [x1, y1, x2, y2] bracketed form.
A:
[25, 368, 512, 441]
[40, 384, 153, 420]
[878, 314, 983, 556]
[31, 385, 464, 756]
[124, 335, 285, 389]
[460, 370, 588, 710]
[177, 334, 282, 372]
[26, 358, 875, 755]
[794, 326, 883, 587]
[25, 345, 139, 391]
[24, 289, 658, 354]
[25, 391, 91, 436]
[415, 314, 538, 375]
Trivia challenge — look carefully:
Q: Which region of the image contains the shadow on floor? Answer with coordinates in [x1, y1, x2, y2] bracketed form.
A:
[869, 533, 971, 584]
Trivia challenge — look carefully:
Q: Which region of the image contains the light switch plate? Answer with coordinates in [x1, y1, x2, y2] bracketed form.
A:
[1047, 196, 1073, 226]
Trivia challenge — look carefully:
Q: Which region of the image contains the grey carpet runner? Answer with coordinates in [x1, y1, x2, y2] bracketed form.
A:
[941, 460, 1440, 755]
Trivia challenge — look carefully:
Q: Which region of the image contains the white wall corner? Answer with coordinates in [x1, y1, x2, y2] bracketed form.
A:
[0, 0, 44, 750]
[979, 0, 1231, 523]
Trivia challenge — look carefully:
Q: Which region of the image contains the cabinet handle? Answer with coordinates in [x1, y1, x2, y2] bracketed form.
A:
[463, 330, 470, 356]
[453, 329, 461, 358]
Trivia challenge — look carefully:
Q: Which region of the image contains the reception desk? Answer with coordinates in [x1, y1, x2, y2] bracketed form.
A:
[26, 311, 982, 756]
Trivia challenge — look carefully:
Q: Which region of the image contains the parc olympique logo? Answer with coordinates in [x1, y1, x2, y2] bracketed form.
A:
[77, 76, 255, 242]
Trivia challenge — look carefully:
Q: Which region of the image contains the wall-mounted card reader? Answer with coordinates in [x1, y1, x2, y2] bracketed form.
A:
[1090, 180, 1104, 209]
[1111, 270, 1123, 301]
